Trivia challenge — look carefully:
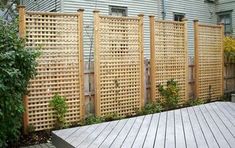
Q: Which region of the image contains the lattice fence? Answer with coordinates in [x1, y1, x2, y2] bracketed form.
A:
[93, 11, 144, 117]
[19, 6, 84, 131]
[194, 20, 224, 101]
[150, 17, 188, 103]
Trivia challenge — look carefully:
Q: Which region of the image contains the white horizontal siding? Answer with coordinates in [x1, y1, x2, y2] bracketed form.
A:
[216, 0, 235, 36]
[63, 0, 160, 60]
[24, 0, 61, 12]
[164, 0, 217, 56]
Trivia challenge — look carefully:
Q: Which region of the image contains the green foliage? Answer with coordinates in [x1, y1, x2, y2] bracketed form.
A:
[49, 94, 68, 129]
[0, 19, 39, 147]
[186, 98, 204, 106]
[103, 113, 122, 121]
[224, 36, 235, 63]
[83, 115, 105, 125]
[137, 102, 162, 115]
[158, 79, 181, 109]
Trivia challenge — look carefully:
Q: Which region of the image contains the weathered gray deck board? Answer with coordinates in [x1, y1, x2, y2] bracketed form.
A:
[174, 109, 186, 148]
[52, 102, 235, 148]
[132, 114, 152, 148]
[100, 119, 128, 148]
[142, 113, 160, 148]
[187, 107, 208, 148]
[121, 116, 145, 148]
[181, 108, 197, 148]
[154, 111, 167, 148]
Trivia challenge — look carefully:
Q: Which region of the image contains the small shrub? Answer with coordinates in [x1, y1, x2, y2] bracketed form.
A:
[0, 19, 39, 147]
[49, 94, 68, 129]
[224, 36, 235, 63]
[137, 102, 162, 115]
[186, 98, 204, 106]
[83, 115, 105, 125]
[158, 79, 181, 109]
[103, 113, 122, 121]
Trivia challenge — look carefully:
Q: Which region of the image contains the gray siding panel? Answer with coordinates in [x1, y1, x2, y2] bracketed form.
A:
[24, 0, 61, 12]
[63, 0, 159, 60]
[164, 0, 216, 56]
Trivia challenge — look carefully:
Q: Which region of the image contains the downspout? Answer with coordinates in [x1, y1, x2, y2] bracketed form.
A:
[162, 0, 166, 20]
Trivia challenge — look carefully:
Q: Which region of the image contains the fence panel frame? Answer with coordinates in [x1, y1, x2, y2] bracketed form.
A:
[194, 20, 224, 100]
[149, 16, 188, 103]
[18, 6, 85, 132]
[93, 11, 144, 117]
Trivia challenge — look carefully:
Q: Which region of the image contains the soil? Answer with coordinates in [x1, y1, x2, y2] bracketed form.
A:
[8, 130, 51, 148]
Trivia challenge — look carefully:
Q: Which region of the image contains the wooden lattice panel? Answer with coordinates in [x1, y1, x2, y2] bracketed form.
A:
[22, 11, 84, 131]
[94, 14, 144, 117]
[195, 22, 223, 101]
[150, 19, 188, 103]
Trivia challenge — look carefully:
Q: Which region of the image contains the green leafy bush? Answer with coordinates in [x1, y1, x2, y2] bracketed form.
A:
[158, 79, 181, 109]
[103, 113, 122, 121]
[186, 98, 204, 106]
[83, 115, 105, 125]
[49, 94, 68, 129]
[224, 36, 235, 63]
[0, 19, 39, 147]
[137, 102, 162, 115]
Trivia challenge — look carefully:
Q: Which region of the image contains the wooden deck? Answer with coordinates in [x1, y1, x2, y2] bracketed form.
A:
[52, 102, 235, 148]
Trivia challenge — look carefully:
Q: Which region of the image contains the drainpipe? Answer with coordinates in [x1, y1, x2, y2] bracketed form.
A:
[162, 0, 166, 20]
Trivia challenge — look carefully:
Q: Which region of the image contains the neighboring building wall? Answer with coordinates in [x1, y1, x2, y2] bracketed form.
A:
[163, 0, 217, 56]
[216, 0, 235, 36]
[24, 0, 219, 59]
[24, 0, 61, 12]
[62, 0, 160, 60]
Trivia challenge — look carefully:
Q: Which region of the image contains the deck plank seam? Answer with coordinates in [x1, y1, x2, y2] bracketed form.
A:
[142, 114, 154, 147]
[86, 121, 115, 148]
[198, 106, 221, 147]
[217, 102, 235, 118]
[208, 103, 235, 138]
[214, 103, 235, 126]
[75, 124, 101, 147]
[188, 107, 208, 148]
[164, 111, 168, 148]
[193, 107, 210, 147]
[97, 120, 121, 148]
[130, 116, 146, 147]
[180, 109, 188, 148]
[102, 119, 129, 147]
[186, 108, 198, 148]
[80, 122, 111, 147]
[204, 104, 233, 148]
[153, 113, 161, 147]
[118, 117, 138, 147]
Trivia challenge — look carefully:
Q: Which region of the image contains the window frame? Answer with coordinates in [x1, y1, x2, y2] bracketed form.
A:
[217, 10, 233, 35]
[109, 5, 128, 17]
[173, 12, 185, 22]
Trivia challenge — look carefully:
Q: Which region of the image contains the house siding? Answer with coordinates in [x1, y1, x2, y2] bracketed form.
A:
[163, 0, 217, 56]
[24, 0, 221, 59]
[24, 0, 61, 12]
[63, 0, 160, 60]
[216, 0, 235, 36]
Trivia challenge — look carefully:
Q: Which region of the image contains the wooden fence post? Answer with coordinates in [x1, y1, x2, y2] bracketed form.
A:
[149, 15, 156, 103]
[138, 14, 145, 108]
[18, 5, 28, 134]
[220, 23, 225, 96]
[77, 9, 85, 120]
[183, 18, 189, 101]
[194, 19, 199, 99]
[93, 10, 101, 116]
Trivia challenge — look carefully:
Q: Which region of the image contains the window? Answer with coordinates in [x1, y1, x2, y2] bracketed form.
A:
[109, 6, 127, 16]
[174, 12, 185, 21]
[217, 11, 233, 35]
